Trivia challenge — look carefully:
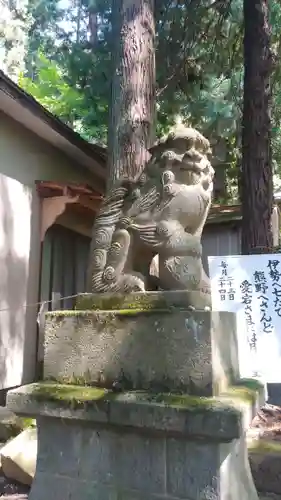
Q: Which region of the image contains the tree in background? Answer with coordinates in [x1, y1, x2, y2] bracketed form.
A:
[108, 0, 155, 186]
[0, 0, 31, 79]
[241, 0, 274, 253]
[18, 52, 107, 141]
[10, 0, 281, 203]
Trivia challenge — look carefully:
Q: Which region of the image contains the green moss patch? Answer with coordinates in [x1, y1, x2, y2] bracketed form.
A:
[30, 382, 108, 407]
[222, 378, 264, 404]
[23, 381, 256, 415]
[0, 414, 35, 440]
[75, 291, 196, 312]
[21, 417, 36, 429]
[223, 387, 257, 404]
[28, 382, 214, 409]
[133, 392, 230, 411]
[76, 292, 169, 312]
[236, 378, 264, 393]
[248, 439, 281, 455]
[45, 308, 174, 320]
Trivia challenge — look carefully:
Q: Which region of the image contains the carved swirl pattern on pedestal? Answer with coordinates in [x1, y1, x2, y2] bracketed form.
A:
[92, 249, 107, 271]
[102, 266, 116, 283]
[94, 228, 112, 249]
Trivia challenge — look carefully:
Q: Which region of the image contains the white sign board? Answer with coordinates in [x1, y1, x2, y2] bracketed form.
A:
[208, 254, 281, 383]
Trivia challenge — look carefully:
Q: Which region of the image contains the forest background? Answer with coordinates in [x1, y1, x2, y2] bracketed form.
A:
[1, 0, 280, 203]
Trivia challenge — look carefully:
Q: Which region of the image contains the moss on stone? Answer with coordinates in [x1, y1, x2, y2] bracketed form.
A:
[248, 439, 281, 455]
[31, 382, 108, 406]
[47, 369, 97, 386]
[24, 381, 256, 415]
[76, 292, 170, 312]
[74, 291, 199, 313]
[223, 387, 257, 404]
[236, 378, 264, 393]
[44, 369, 211, 395]
[109, 308, 173, 316]
[45, 308, 175, 321]
[222, 378, 264, 404]
[30, 382, 221, 411]
[21, 417, 36, 429]
[0, 415, 36, 440]
[139, 392, 226, 410]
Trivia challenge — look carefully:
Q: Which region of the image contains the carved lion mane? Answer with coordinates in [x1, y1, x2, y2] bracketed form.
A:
[87, 125, 214, 306]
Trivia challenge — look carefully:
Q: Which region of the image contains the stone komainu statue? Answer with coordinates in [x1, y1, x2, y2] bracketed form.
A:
[88, 125, 215, 308]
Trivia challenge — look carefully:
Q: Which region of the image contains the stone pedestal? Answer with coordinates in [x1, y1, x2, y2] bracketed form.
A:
[44, 291, 240, 396]
[6, 291, 263, 499]
[7, 383, 262, 500]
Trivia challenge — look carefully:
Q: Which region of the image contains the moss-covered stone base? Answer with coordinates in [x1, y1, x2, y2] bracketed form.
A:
[12, 378, 264, 409]
[75, 291, 200, 312]
[43, 305, 240, 397]
[6, 381, 260, 500]
[7, 379, 264, 441]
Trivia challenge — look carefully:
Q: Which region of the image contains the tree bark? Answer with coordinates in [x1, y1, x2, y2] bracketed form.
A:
[241, 0, 274, 254]
[107, 0, 155, 187]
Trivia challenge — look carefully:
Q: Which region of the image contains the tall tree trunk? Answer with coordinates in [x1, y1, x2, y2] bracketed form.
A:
[89, 9, 98, 47]
[86, 0, 155, 289]
[241, 0, 274, 254]
[107, 0, 155, 188]
[76, 0, 82, 44]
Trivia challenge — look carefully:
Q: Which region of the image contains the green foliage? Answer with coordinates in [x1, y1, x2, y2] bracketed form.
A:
[19, 52, 107, 142]
[12, 0, 281, 199]
[19, 52, 82, 121]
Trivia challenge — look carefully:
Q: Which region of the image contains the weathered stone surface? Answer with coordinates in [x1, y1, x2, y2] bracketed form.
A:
[7, 383, 248, 441]
[44, 302, 240, 396]
[249, 440, 281, 495]
[76, 290, 208, 312]
[6, 398, 257, 500]
[36, 418, 166, 493]
[87, 126, 215, 309]
[166, 437, 258, 500]
[6, 382, 263, 500]
[246, 403, 281, 496]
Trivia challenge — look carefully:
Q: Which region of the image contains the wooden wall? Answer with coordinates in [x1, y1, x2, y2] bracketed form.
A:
[40, 224, 90, 312]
